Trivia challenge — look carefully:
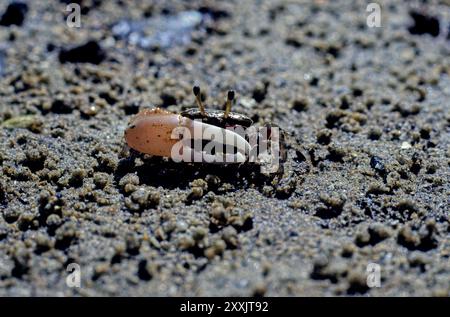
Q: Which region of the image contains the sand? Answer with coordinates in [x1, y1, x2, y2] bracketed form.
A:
[0, 0, 449, 296]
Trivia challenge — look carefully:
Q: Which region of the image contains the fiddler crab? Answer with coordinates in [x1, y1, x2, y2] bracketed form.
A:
[125, 86, 284, 174]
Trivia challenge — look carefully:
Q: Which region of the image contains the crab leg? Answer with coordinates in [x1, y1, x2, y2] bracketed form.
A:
[179, 146, 246, 163]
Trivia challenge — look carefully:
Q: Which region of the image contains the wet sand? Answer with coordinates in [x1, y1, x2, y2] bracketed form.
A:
[0, 0, 449, 296]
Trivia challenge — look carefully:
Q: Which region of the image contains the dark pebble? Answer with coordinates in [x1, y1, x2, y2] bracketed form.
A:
[58, 40, 106, 64]
[370, 156, 386, 176]
[0, 2, 28, 27]
[408, 11, 440, 37]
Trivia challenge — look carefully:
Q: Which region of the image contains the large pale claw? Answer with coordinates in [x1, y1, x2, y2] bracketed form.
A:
[189, 120, 251, 158]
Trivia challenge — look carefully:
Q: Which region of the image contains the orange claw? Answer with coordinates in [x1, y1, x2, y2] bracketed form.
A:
[124, 108, 191, 157]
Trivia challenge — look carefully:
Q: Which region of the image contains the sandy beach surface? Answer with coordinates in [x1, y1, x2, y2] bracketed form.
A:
[0, 0, 449, 296]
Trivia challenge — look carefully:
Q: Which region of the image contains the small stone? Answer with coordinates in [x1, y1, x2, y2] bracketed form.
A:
[252, 282, 267, 297]
[327, 145, 346, 162]
[59, 40, 106, 65]
[401, 142, 412, 149]
[162, 220, 176, 234]
[188, 187, 203, 200]
[176, 220, 188, 232]
[96, 153, 118, 172]
[188, 179, 208, 200]
[54, 221, 78, 250]
[262, 185, 273, 197]
[320, 193, 346, 209]
[341, 243, 356, 258]
[370, 156, 386, 175]
[311, 256, 346, 283]
[239, 97, 256, 109]
[408, 11, 440, 37]
[137, 260, 152, 281]
[191, 178, 208, 190]
[51, 98, 74, 114]
[80, 105, 99, 117]
[93, 263, 109, 280]
[129, 187, 160, 211]
[408, 252, 429, 268]
[204, 247, 215, 260]
[252, 81, 268, 103]
[397, 225, 420, 249]
[347, 271, 369, 294]
[292, 97, 309, 112]
[393, 102, 421, 117]
[355, 223, 391, 247]
[366, 182, 390, 195]
[210, 202, 229, 223]
[93, 172, 110, 189]
[317, 129, 332, 145]
[17, 212, 36, 230]
[205, 174, 221, 188]
[177, 235, 195, 250]
[34, 232, 53, 253]
[222, 226, 239, 248]
[124, 183, 137, 194]
[205, 239, 226, 259]
[228, 213, 253, 232]
[46, 214, 62, 228]
[69, 168, 87, 187]
[368, 127, 382, 140]
[119, 173, 139, 190]
[125, 232, 141, 255]
[0, 2, 28, 27]
[192, 227, 207, 241]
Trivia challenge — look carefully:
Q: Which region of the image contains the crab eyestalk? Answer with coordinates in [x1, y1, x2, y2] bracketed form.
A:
[193, 86, 206, 116]
[224, 90, 235, 118]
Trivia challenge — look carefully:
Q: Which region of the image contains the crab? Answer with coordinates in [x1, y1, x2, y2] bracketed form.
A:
[124, 86, 284, 173]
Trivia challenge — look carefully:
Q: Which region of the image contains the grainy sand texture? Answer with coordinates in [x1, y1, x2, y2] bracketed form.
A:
[0, 0, 449, 296]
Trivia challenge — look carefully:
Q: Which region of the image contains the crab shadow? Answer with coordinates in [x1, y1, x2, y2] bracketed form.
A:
[114, 151, 277, 192]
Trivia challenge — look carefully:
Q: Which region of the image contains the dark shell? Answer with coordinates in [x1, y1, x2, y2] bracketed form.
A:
[180, 109, 253, 128]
